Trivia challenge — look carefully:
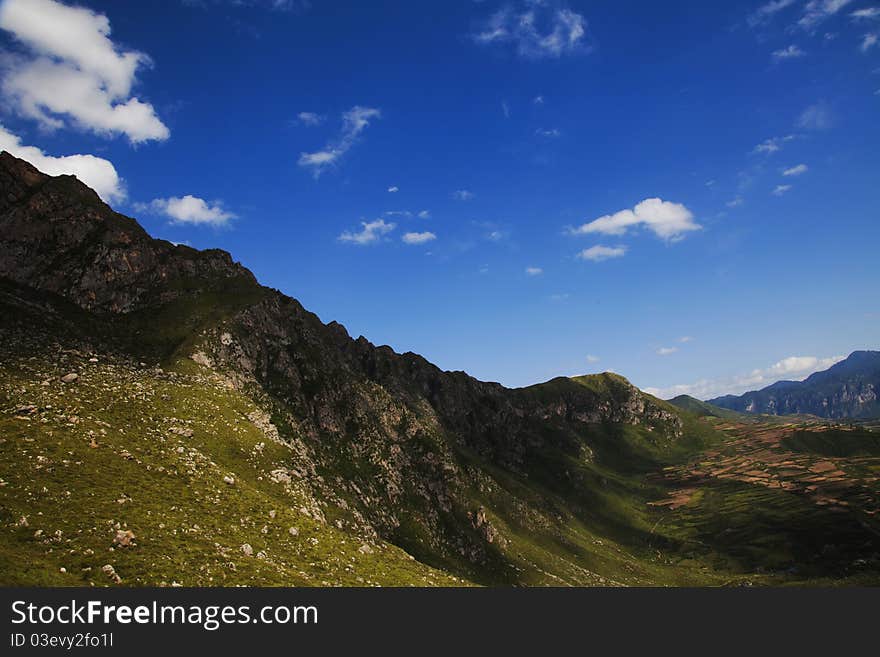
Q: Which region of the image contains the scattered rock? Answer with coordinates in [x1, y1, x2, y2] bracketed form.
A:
[101, 564, 122, 584]
[113, 529, 136, 548]
[288, 527, 299, 537]
[169, 426, 194, 438]
[60, 373, 78, 384]
[14, 404, 37, 416]
[223, 475, 235, 486]
[240, 543, 253, 556]
[358, 544, 374, 555]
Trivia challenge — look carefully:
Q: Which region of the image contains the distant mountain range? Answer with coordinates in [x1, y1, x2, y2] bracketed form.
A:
[707, 351, 880, 419]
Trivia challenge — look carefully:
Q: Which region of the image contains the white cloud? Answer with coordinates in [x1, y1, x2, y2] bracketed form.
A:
[568, 198, 700, 241]
[861, 32, 879, 52]
[726, 197, 745, 208]
[796, 102, 832, 130]
[474, 2, 588, 59]
[577, 245, 626, 262]
[535, 128, 561, 138]
[296, 111, 323, 126]
[0, 123, 124, 203]
[852, 8, 880, 20]
[747, 0, 798, 27]
[773, 184, 793, 195]
[401, 231, 436, 245]
[657, 347, 678, 356]
[753, 134, 796, 154]
[298, 105, 381, 177]
[525, 266, 543, 276]
[798, 0, 854, 31]
[452, 189, 474, 201]
[533, 95, 545, 105]
[772, 44, 806, 59]
[338, 219, 395, 245]
[417, 209, 430, 219]
[387, 185, 399, 193]
[501, 100, 510, 118]
[783, 163, 808, 176]
[586, 354, 600, 363]
[643, 354, 845, 400]
[0, 0, 168, 143]
[679, 336, 694, 343]
[147, 195, 235, 226]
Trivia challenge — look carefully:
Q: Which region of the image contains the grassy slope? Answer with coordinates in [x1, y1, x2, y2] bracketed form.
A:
[0, 350, 462, 587]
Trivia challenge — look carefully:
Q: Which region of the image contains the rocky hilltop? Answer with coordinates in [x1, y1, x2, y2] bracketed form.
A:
[709, 351, 880, 419]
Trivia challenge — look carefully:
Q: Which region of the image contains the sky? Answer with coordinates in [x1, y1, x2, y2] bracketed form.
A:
[0, 0, 877, 399]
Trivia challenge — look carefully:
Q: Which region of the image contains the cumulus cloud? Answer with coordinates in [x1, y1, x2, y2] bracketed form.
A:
[473, 1, 588, 59]
[298, 105, 381, 177]
[452, 189, 474, 201]
[568, 198, 700, 241]
[643, 354, 845, 400]
[338, 218, 394, 245]
[401, 231, 436, 245]
[417, 210, 431, 219]
[773, 184, 793, 195]
[0, 0, 169, 143]
[0, 124, 125, 203]
[576, 245, 626, 262]
[783, 163, 808, 176]
[747, 0, 798, 27]
[798, 0, 854, 31]
[656, 347, 678, 356]
[525, 266, 543, 276]
[296, 111, 323, 126]
[861, 32, 879, 52]
[387, 185, 399, 193]
[147, 195, 235, 226]
[772, 44, 806, 59]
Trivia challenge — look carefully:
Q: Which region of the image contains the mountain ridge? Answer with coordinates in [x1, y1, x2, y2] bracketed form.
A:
[709, 351, 880, 419]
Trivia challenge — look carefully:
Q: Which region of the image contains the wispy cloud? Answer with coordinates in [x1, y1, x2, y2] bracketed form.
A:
[679, 336, 695, 343]
[796, 102, 832, 129]
[772, 44, 806, 60]
[782, 163, 808, 176]
[452, 189, 474, 201]
[0, 0, 169, 143]
[473, 1, 588, 59]
[568, 198, 700, 241]
[861, 32, 879, 52]
[773, 184, 793, 195]
[535, 128, 561, 138]
[753, 134, 796, 154]
[525, 266, 543, 276]
[726, 197, 745, 208]
[576, 245, 627, 262]
[851, 7, 880, 20]
[747, 0, 798, 27]
[656, 346, 678, 356]
[296, 111, 323, 126]
[387, 185, 399, 193]
[797, 0, 855, 32]
[586, 354, 600, 363]
[643, 354, 845, 400]
[298, 105, 381, 177]
[338, 218, 395, 245]
[402, 231, 436, 245]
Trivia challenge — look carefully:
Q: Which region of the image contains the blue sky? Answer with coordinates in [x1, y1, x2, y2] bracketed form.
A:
[0, 0, 877, 398]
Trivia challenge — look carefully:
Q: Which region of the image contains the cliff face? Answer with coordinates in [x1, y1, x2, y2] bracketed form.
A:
[710, 352, 880, 419]
[0, 151, 690, 583]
